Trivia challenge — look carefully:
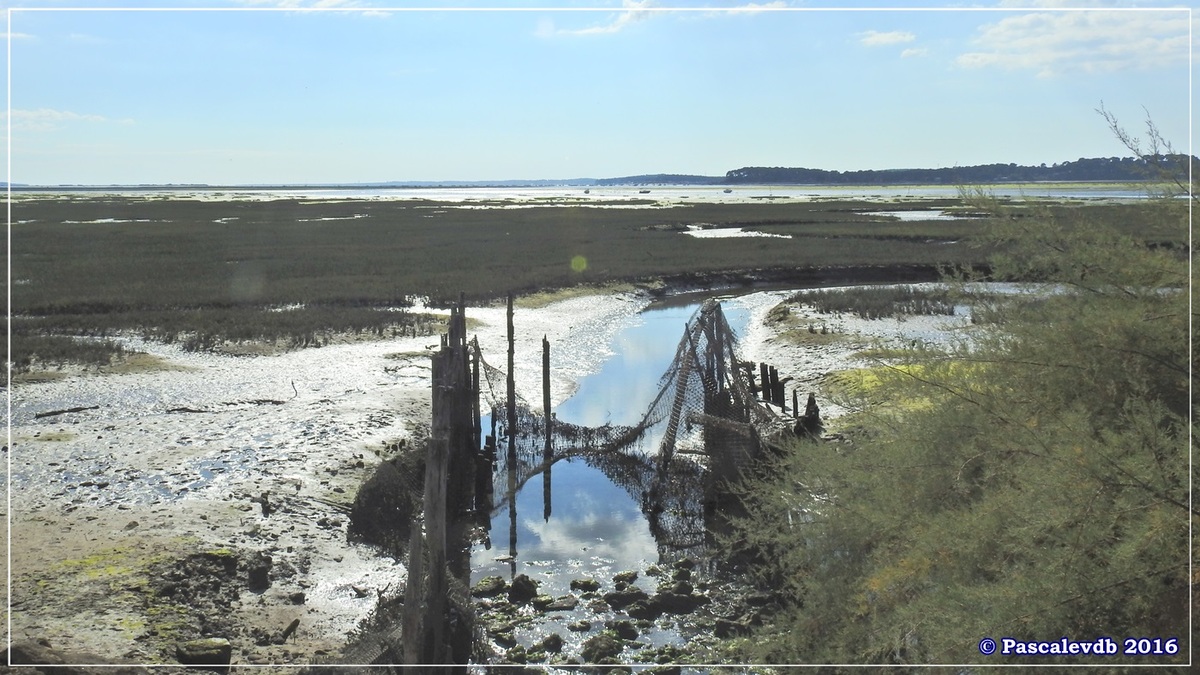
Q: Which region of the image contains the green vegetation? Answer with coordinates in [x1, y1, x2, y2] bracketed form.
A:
[6, 194, 1183, 372]
[790, 285, 957, 320]
[10, 334, 128, 373]
[724, 154, 1196, 184]
[716, 191, 1190, 664]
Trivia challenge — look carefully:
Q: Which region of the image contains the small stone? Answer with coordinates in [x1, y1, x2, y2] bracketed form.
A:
[243, 551, 272, 592]
[567, 620, 592, 632]
[613, 570, 638, 585]
[626, 600, 661, 621]
[602, 587, 648, 611]
[494, 631, 517, 649]
[570, 578, 600, 592]
[715, 618, 752, 638]
[581, 632, 624, 664]
[288, 591, 306, 605]
[533, 633, 564, 654]
[670, 580, 693, 596]
[176, 638, 232, 666]
[605, 619, 638, 641]
[508, 574, 539, 603]
[472, 575, 506, 598]
[545, 595, 579, 611]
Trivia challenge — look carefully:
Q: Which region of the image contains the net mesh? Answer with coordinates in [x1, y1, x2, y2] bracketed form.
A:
[474, 300, 791, 556]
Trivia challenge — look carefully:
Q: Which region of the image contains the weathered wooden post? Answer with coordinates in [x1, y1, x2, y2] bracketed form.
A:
[768, 366, 781, 407]
[542, 335, 553, 522]
[759, 363, 771, 402]
[792, 388, 799, 419]
[404, 338, 451, 664]
[543, 336, 552, 450]
[506, 293, 517, 463]
[471, 343, 481, 451]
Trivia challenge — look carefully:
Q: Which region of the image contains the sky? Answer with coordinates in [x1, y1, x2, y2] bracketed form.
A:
[3, 1, 1194, 185]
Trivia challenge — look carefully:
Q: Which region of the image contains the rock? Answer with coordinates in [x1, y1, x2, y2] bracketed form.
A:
[715, 618, 753, 638]
[493, 631, 517, 648]
[531, 594, 555, 610]
[5, 640, 148, 674]
[288, 591, 306, 605]
[670, 580, 693, 595]
[673, 558, 695, 570]
[533, 633, 564, 654]
[625, 600, 662, 621]
[570, 578, 600, 592]
[504, 644, 528, 664]
[613, 570, 638, 585]
[508, 574, 539, 603]
[567, 620, 592, 632]
[243, 551, 272, 592]
[670, 567, 691, 582]
[544, 595, 579, 611]
[472, 575, 506, 597]
[581, 632, 624, 664]
[602, 586, 648, 611]
[175, 638, 232, 667]
[745, 591, 775, 607]
[651, 591, 709, 615]
[605, 620, 639, 641]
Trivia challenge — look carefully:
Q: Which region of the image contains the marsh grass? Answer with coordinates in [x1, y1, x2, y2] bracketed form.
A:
[790, 285, 957, 320]
[7, 195, 1174, 369]
[10, 335, 128, 374]
[11, 305, 442, 371]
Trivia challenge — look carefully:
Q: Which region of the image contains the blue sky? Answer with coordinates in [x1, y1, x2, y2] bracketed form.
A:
[3, 1, 1193, 185]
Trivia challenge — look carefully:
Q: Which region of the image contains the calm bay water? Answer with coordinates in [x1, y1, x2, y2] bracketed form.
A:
[11, 183, 1153, 204]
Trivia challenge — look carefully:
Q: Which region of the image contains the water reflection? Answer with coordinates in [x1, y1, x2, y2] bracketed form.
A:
[471, 300, 751, 588]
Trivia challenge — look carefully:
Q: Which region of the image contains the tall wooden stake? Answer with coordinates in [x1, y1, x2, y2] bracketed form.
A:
[542, 335, 552, 521]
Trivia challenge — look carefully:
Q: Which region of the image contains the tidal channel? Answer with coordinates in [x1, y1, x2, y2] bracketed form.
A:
[469, 296, 754, 660]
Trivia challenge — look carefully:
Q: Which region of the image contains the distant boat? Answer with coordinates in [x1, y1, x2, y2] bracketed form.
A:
[584, 189, 590, 194]
[639, 189, 651, 194]
[723, 188, 732, 193]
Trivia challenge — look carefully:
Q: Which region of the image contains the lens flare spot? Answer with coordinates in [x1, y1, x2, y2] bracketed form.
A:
[570, 255, 588, 273]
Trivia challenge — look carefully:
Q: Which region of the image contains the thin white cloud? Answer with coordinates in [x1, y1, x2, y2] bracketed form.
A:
[235, 0, 390, 16]
[859, 30, 917, 47]
[539, 0, 655, 37]
[719, 1, 789, 15]
[4, 32, 34, 41]
[6, 108, 115, 132]
[901, 47, 928, 58]
[957, 9, 1189, 77]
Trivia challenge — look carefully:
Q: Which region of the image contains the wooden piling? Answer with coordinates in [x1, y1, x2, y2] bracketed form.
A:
[543, 336, 552, 449]
[760, 363, 770, 402]
[506, 293, 517, 461]
[543, 335, 553, 521]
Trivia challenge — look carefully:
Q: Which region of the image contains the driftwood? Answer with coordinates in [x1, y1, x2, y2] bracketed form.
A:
[34, 405, 99, 419]
[279, 618, 300, 643]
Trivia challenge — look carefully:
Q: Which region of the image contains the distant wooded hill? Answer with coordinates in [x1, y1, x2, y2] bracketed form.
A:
[597, 155, 1197, 186]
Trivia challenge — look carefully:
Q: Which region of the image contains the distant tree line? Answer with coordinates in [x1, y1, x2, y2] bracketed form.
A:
[722, 154, 1197, 185]
[593, 155, 1197, 186]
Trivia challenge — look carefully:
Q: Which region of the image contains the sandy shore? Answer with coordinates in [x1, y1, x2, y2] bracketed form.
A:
[5, 290, 651, 667]
[5, 284, 974, 667]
